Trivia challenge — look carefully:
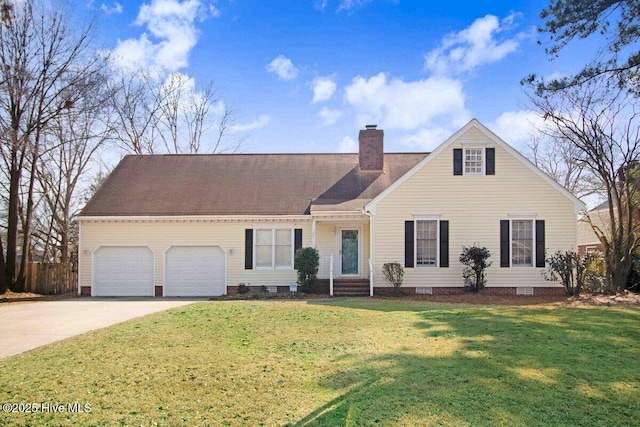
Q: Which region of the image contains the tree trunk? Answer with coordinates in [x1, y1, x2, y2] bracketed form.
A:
[5, 149, 20, 292]
[0, 237, 6, 294]
[16, 142, 40, 292]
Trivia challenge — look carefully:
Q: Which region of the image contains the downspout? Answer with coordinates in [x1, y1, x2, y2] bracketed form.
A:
[77, 220, 82, 296]
[365, 208, 375, 297]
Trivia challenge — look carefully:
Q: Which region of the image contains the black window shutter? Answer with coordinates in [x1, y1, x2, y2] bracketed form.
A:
[453, 148, 463, 175]
[500, 220, 510, 267]
[439, 220, 449, 268]
[294, 229, 303, 252]
[405, 221, 414, 268]
[535, 220, 545, 267]
[244, 229, 253, 270]
[486, 147, 495, 175]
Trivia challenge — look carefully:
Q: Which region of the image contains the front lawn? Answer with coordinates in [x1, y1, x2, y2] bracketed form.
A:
[1, 299, 639, 426]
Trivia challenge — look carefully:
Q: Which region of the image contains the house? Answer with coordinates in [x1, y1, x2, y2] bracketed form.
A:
[577, 201, 608, 255]
[78, 119, 585, 297]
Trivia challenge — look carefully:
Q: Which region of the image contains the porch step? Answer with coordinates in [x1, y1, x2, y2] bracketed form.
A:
[332, 279, 370, 297]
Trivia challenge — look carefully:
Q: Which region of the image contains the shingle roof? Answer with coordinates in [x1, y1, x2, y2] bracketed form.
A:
[80, 153, 428, 216]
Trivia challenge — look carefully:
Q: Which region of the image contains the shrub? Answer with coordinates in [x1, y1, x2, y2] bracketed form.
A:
[382, 262, 404, 294]
[294, 247, 319, 293]
[542, 251, 605, 296]
[459, 245, 492, 292]
[237, 283, 250, 294]
[625, 251, 640, 291]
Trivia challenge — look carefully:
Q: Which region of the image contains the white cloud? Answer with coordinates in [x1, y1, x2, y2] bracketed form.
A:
[311, 76, 337, 103]
[338, 136, 358, 153]
[337, 0, 372, 11]
[344, 72, 469, 131]
[209, 4, 221, 17]
[266, 55, 299, 81]
[101, 2, 123, 14]
[489, 110, 545, 147]
[314, 0, 328, 10]
[110, 0, 204, 72]
[424, 13, 525, 76]
[230, 114, 271, 132]
[401, 126, 461, 152]
[319, 107, 342, 126]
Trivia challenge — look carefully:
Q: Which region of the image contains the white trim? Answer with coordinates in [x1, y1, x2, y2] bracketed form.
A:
[253, 228, 294, 270]
[460, 141, 488, 147]
[312, 219, 317, 248]
[251, 223, 296, 229]
[413, 214, 441, 220]
[508, 213, 538, 218]
[463, 147, 484, 176]
[78, 214, 311, 222]
[365, 209, 375, 296]
[365, 118, 586, 215]
[414, 219, 440, 268]
[337, 227, 363, 277]
[311, 211, 365, 216]
[77, 220, 82, 295]
[510, 219, 535, 268]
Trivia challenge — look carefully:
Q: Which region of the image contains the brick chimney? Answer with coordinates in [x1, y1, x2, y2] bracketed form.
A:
[359, 124, 384, 171]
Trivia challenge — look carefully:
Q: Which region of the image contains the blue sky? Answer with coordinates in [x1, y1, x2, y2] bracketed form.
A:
[91, 0, 594, 154]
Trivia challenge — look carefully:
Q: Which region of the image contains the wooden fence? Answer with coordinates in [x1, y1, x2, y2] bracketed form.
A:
[16, 263, 77, 295]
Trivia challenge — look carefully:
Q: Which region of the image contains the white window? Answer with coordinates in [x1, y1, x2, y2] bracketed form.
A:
[512, 220, 533, 266]
[255, 229, 293, 269]
[416, 220, 438, 267]
[465, 148, 483, 175]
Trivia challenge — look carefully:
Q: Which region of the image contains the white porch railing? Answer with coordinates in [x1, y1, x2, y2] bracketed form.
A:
[318, 255, 334, 296]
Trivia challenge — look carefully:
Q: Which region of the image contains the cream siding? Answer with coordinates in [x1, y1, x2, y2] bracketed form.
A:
[80, 219, 314, 291]
[372, 128, 577, 289]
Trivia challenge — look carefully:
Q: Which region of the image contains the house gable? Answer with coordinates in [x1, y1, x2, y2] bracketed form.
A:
[364, 119, 585, 215]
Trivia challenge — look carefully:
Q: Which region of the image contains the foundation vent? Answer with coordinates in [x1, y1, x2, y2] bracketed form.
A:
[415, 287, 433, 295]
[517, 287, 534, 296]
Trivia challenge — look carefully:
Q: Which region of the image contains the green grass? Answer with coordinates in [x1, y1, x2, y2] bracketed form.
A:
[1, 299, 639, 426]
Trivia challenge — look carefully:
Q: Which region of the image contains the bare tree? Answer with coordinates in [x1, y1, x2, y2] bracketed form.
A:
[0, 0, 106, 293]
[524, 132, 602, 199]
[109, 71, 161, 155]
[529, 76, 640, 292]
[33, 83, 112, 265]
[111, 70, 240, 155]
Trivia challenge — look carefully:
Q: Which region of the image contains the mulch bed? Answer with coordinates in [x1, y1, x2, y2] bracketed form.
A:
[3, 290, 639, 307]
[0, 291, 79, 303]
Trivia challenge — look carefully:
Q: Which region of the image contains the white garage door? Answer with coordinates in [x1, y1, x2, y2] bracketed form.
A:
[93, 247, 154, 296]
[165, 246, 226, 296]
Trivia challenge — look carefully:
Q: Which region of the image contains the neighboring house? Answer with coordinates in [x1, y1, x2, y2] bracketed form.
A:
[78, 119, 585, 297]
[577, 201, 608, 255]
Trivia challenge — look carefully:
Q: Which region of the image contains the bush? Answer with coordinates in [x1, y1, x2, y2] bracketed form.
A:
[237, 283, 250, 294]
[626, 251, 640, 291]
[542, 251, 605, 296]
[459, 245, 492, 292]
[294, 247, 319, 293]
[382, 262, 404, 294]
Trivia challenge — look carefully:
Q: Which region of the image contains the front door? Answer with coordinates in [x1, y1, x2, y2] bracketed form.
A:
[341, 229, 359, 276]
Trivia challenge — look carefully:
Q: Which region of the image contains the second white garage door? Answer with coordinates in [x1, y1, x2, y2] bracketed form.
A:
[165, 246, 226, 296]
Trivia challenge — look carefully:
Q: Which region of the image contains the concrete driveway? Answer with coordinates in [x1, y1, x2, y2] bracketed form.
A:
[0, 298, 204, 360]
